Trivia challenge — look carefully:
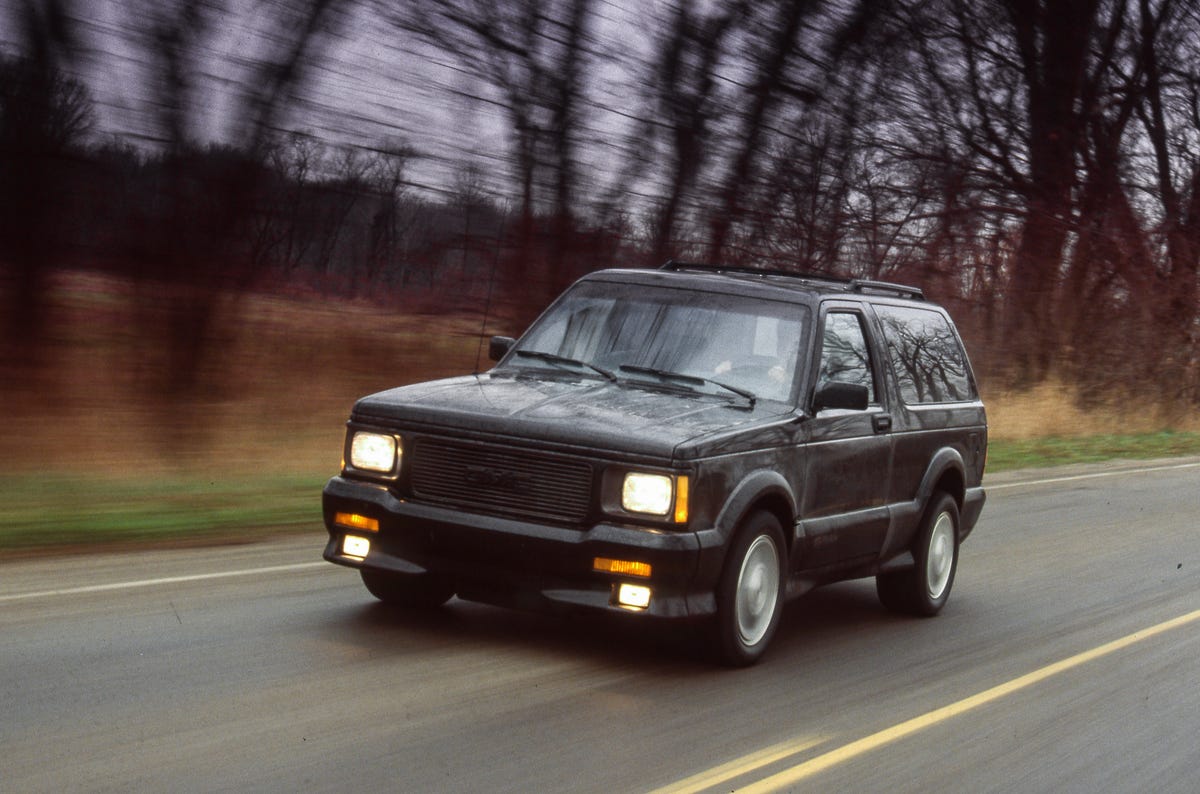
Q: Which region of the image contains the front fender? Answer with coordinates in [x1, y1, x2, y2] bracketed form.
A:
[713, 468, 797, 538]
[691, 469, 797, 593]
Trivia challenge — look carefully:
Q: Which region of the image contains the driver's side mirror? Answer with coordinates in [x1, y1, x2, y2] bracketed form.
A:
[488, 336, 515, 362]
[813, 381, 869, 413]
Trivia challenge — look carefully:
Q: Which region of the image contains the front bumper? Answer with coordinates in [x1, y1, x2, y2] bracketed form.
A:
[322, 476, 710, 619]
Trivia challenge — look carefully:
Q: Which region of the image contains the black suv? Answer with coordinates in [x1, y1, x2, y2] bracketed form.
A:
[322, 262, 987, 665]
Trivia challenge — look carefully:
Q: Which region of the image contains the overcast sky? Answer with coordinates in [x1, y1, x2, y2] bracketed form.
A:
[0, 0, 657, 203]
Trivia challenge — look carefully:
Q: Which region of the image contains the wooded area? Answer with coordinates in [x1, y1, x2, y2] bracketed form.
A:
[2, 0, 1198, 411]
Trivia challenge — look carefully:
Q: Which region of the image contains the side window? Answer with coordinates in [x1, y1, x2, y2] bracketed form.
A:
[817, 312, 876, 403]
[875, 305, 975, 404]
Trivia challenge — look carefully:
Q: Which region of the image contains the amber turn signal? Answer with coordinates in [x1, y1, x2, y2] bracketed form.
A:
[334, 512, 379, 532]
[593, 557, 652, 578]
[674, 475, 689, 523]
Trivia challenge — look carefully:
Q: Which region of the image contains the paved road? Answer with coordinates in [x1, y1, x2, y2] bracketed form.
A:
[3, 459, 1199, 793]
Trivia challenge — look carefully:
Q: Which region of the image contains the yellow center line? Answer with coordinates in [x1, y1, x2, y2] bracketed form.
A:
[652, 607, 1200, 794]
[645, 737, 827, 794]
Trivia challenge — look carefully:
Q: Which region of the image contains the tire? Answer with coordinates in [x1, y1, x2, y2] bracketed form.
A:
[714, 510, 787, 667]
[360, 568, 455, 608]
[877, 491, 959, 616]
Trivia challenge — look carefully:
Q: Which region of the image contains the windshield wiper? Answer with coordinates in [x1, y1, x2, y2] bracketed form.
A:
[513, 350, 617, 381]
[618, 365, 756, 407]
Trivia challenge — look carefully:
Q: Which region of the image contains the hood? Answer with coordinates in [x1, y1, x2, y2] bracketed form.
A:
[350, 371, 794, 460]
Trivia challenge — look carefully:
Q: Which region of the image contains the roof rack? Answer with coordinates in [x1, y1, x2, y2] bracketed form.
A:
[849, 279, 925, 301]
[660, 260, 924, 301]
[660, 259, 850, 287]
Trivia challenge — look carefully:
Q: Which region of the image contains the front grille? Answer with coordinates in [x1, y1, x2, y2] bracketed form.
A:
[409, 437, 594, 524]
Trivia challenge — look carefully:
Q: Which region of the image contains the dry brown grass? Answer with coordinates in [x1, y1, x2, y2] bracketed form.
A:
[3, 271, 1197, 477]
[984, 380, 1200, 440]
[1, 271, 505, 477]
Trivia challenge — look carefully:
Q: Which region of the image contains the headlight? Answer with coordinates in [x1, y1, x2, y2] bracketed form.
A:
[622, 472, 673, 516]
[349, 431, 399, 473]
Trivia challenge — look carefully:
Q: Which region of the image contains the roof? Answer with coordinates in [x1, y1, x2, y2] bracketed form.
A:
[580, 261, 928, 305]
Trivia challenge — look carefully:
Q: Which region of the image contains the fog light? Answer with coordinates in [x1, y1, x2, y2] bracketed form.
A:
[616, 583, 652, 610]
[342, 535, 370, 559]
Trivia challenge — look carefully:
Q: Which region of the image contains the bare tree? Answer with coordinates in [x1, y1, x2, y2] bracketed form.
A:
[751, 117, 855, 275]
[999, 0, 1105, 380]
[252, 132, 323, 278]
[703, 0, 818, 261]
[0, 0, 90, 370]
[856, 0, 1108, 382]
[386, 0, 599, 319]
[363, 140, 417, 285]
[1132, 0, 1200, 402]
[391, 0, 595, 227]
[125, 0, 349, 400]
[635, 0, 749, 264]
[702, 0, 881, 262]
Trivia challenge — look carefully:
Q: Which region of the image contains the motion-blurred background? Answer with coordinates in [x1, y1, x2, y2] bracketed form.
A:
[2, 0, 1198, 551]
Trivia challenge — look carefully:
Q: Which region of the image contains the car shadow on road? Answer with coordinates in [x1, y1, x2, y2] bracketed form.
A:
[319, 578, 923, 673]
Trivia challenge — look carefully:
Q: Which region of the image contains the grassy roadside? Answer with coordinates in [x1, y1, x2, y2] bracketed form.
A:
[985, 431, 1200, 472]
[4, 432, 1200, 557]
[0, 474, 327, 557]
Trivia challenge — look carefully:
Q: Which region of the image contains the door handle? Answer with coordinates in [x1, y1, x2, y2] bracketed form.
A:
[872, 414, 893, 434]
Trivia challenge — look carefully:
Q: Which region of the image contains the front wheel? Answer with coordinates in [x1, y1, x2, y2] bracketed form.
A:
[360, 568, 455, 608]
[877, 491, 959, 616]
[714, 511, 786, 667]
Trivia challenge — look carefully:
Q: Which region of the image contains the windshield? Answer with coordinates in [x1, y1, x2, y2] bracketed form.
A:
[510, 281, 810, 403]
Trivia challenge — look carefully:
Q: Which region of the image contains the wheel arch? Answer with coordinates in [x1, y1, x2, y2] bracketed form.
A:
[917, 448, 967, 513]
[713, 469, 797, 552]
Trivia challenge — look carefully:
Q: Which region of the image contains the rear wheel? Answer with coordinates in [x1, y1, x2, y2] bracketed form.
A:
[714, 510, 786, 666]
[877, 491, 959, 616]
[360, 569, 455, 608]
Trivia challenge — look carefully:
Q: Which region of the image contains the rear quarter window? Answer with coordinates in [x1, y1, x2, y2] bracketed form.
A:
[875, 305, 975, 404]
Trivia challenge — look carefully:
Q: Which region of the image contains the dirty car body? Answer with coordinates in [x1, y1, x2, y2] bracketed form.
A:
[322, 263, 987, 665]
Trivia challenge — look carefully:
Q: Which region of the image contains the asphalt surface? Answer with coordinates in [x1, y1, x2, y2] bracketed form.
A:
[2, 458, 1199, 793]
